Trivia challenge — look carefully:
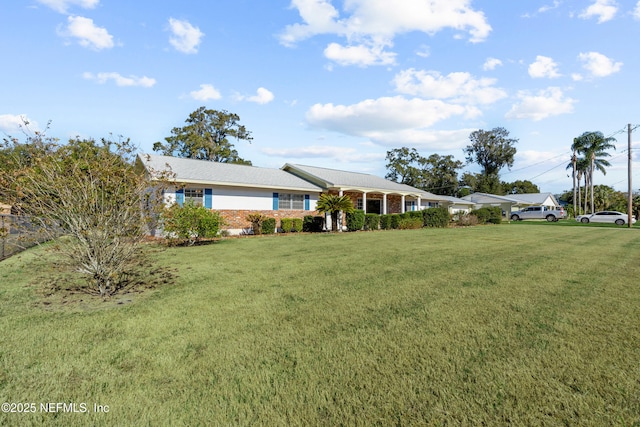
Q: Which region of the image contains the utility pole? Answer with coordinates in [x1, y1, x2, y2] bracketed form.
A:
[628, 123, 633, 228]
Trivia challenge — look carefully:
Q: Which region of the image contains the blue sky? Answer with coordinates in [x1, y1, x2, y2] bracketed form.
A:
[2, 0, 640, 195]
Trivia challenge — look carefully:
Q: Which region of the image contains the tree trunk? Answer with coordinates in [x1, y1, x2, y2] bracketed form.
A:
[572, 153, 577, 217]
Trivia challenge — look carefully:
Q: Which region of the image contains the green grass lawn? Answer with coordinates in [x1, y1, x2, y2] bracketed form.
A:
[1, 224, 640, 425]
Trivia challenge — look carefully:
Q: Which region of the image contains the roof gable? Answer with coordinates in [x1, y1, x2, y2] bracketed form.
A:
[282, 163, 424, 195]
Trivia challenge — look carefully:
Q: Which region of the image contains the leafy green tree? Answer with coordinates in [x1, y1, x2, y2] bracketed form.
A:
[162, 201, 223, 245]
[153, 107, 253, 164]
[385, 148, 463, 195]
[316, 194, 354, 232]
[1, 132, 165, 298]
[421, 154, 463, 195]
[502, 180, 540, 194]
[385, 147, 425, 187]
[463, 127, 518, 194]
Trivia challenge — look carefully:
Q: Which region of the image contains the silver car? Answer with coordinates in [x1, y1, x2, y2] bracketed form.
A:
[576, 211, 637, 225]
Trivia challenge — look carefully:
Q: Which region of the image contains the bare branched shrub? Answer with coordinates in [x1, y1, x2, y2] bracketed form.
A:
[1, 125, 168, 297]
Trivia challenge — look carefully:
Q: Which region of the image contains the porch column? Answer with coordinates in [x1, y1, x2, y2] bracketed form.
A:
[417, 196, 421, 211]
[362, 192, 367, 213]
[383, 194, 387, 214]
[401, 195, 405, 213]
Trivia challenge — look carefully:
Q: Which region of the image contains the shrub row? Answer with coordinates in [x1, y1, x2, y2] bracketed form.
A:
[346, 207, 451, 231]
[469, 206, 502, 225]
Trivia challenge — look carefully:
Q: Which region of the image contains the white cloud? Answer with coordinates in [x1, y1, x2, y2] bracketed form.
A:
[393, 69, 507, 105]
[0, 114, 36, 134]
[634, 1, 640, 19]
[538, 1, 561, 13]
[190, 84, 222, 101]
[577, 51, 622, 77]
[305, 96, 480, 148]
[324, 42, 396, 67]
[579, 0, 618, 23]
[168, 18, 204, 54]
[235, 88, 275, 104]
[262, 145, 383, 162]
[280, 0, 491, 66]
[506, 87, 576, 121]
[83, 72, 156, 87]
[528, 55, 561, 78]
[483, 57, 502, 71]
[59, 16, 114, 50]
[36, 0, 98, 13]
[247, 87, 275, 104]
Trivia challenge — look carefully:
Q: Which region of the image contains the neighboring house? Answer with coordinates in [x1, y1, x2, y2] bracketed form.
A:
[507, 192, 560, 209]
[460, 192, 560, 217]
[460, 193, 522, 217]
[139, 154, 460, 234]
[433, 195, 477, 215]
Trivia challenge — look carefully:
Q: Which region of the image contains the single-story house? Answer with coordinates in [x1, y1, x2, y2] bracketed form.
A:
[460, 192, 560, 217]
[139, 154, 467, 234]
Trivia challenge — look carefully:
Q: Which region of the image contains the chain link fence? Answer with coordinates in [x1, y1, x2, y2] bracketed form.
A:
[0, 214, 52, 261]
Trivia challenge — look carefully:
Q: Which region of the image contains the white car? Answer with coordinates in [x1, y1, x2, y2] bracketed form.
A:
[576, 211, 636, 225]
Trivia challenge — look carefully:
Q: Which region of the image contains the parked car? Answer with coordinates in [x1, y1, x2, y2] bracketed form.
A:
[575, 211, 636, 225]
[510, 205, 566, 222]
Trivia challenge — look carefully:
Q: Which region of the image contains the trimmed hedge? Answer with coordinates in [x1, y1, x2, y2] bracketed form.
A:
[398, 217, 423, 229]
[471, 206, 502, 224]
[380, 214, 392, 230]
[261, 217, 276, 234]
[390, 214, 402, 229]
[364, 213, 380, 231]
[280, 218, 293, 233]
[303, 215, 324, 232]
[292, 218, 303, 232]
[423, 207, 450, 228]
[346, 209, 365, 231]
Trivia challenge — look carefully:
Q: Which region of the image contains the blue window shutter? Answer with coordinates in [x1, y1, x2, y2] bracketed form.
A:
[273, 193, 279, 210]
[176, 189, 184, 206]
[204, 188, 213, 209]
[304, 194, 310, 210]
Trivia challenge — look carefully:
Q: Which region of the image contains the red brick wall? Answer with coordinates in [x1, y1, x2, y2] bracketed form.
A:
[216, 209, 319, 230]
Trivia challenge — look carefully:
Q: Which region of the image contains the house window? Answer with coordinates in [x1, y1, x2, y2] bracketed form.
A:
[405, 200, 416, 212]
[184, 188, 204, 206]
[427, 202, 439, 208]
[356, 198, 363, 210]
[278, 193, 304, 210]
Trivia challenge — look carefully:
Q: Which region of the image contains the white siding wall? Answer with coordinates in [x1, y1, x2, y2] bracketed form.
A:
[164, 185, 319, 211]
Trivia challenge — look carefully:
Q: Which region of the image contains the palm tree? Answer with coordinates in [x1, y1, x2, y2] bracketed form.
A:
[316, 194, 354, 232]
[571, 131, 615, 214]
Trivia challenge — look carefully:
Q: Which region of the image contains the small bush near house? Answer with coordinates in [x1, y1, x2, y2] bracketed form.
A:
[407, 211, 422, 221]
[423, 207, 450, 228]
[390, 214, 402, 229]
[454, 213, 479, 227]
[346, 209, 365, 231]
[364, 213, 380, 231]
[471, 207, 502, 225]
[261, 217, 276, 234]
[303, 215, 324, 232]
[163, 201, 224, 246]
[280, 218, 293, 233]
[380, 214, 392, 230]
[398, 217, 423, 229]
[246, 212, 267, 235]
[292, 218, 303, 233]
